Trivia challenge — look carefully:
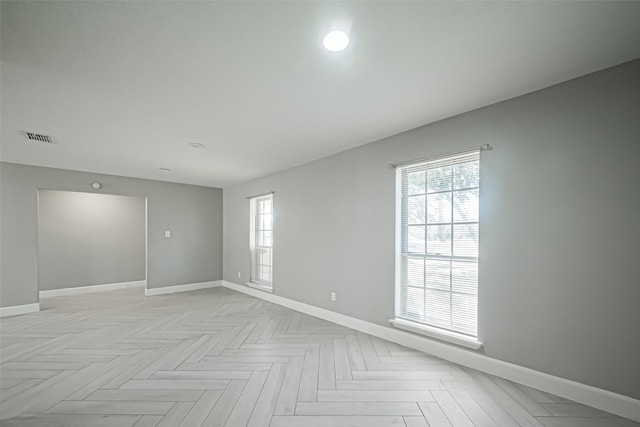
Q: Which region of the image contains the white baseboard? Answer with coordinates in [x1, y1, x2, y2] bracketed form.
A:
[145, 280, 222, 296]
[39, 280, 146, 298]
[221, 280, 640, 422]
[0, 302, 40, 318]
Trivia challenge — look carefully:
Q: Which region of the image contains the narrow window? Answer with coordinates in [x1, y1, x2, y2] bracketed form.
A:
[250, 194, 273, 290]
[394, 151, 480, 342]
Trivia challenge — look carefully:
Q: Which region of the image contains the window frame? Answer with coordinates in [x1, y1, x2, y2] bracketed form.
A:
[392, 151, 483, 349]
[249, 193, 274, 292]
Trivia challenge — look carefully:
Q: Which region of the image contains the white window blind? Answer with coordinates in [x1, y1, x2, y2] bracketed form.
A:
[395, 151, 479, 338]
[250, 194, 273, 288]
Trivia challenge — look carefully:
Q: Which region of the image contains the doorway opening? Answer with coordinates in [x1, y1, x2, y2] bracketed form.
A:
[36, 190, 147, 299]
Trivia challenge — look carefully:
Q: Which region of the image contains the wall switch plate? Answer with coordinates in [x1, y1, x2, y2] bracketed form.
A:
[164, 230, 171, 238]
[238, 272, 241, 278]
[331, 292, 336, 301]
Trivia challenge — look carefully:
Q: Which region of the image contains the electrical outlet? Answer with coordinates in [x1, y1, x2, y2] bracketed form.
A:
[164, 230, 171, 238]
[238, 272, 241, 279]
[331, 292, 336, 301]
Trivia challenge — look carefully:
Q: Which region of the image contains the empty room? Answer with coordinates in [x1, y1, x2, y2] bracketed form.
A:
[1, 1, 639, 426]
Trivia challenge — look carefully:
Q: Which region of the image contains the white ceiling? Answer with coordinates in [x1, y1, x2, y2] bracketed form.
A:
[2, 1, 640, 188]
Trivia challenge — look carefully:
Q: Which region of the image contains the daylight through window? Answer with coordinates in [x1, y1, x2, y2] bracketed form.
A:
[395, 151, 479, 337]
[250, 194, 273, 289]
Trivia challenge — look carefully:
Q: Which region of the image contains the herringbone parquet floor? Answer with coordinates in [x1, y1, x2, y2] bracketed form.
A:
[0, 287, 637, 427]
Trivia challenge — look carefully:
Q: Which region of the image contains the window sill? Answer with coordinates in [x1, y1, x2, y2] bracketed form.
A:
[389, 318, 483, 350]
[246, 282, 273, 293]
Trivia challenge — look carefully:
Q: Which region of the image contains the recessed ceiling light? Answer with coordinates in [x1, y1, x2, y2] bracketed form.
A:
[158, 168, 171, 172]
[323, 30, 349, 52]
[188, 142, 206, 149]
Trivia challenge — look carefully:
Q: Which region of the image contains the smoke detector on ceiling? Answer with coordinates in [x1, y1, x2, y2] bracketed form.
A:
[23, 131, 55, 144]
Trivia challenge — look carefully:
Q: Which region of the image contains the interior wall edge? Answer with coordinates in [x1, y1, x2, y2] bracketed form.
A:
[0, 162, 224, 308]
[0, 302, 40, 318]
[144, 280, 223, 296]
[39, 280, 146, 298]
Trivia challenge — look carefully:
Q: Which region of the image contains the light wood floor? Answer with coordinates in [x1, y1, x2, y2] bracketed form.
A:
[0, 287, 637, 427]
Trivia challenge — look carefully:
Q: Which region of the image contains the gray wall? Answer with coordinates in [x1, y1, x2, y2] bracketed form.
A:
[38, 190, 146, 291]
[0, 163, 223, 306]
[224, 59, 640, 399]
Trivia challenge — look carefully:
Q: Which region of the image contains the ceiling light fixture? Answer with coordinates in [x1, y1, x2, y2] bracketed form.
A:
[91, 182, 102, 190]
[323, 30, 349, 52]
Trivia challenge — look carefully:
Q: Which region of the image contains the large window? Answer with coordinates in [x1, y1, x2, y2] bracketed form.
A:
[394, 151, 480, 342]
[250, 194, 273, 290]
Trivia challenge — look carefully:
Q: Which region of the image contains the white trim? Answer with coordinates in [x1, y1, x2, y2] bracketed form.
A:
[220, 280, 640, 422]
[39, 280, 146, 298]
[246, 282, 273, 293]
[0, 302, 40, 318]
[249, 193, 274, 286]
[145, 280, 222, 296]
[389, 318, 483, 350]
[144, 197, 148, 295]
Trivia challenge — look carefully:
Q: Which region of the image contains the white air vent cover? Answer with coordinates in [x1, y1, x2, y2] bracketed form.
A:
[23, 131, 55, 144]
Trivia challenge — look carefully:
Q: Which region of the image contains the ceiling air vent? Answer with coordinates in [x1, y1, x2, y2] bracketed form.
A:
[23, 131, 55, 144]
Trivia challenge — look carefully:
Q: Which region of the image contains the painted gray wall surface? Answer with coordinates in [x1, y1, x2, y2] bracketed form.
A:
[224, 59, 640, 399]
[38, 190, 145, 291]
[0, 164, 223, 306]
